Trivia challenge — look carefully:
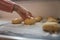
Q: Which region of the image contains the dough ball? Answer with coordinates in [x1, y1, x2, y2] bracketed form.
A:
[47, 16, 57, 22]
[12, 18, 22, 24]
[35, 16, 42, 22]
[24, 18, 36, 25]
[43, 22, 59, 34]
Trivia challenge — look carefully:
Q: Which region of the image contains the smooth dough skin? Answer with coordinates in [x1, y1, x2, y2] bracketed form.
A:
[35, 16, 42, 22]
[12, 18, 22, 24]
[47, 16, 57, 22]
[43, 22, 59, 34]
[24, 18, 36, 25]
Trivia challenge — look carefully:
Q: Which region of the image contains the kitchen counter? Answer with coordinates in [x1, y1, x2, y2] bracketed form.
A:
[0, 20, 46, 40]
[0, 35, 44, 40]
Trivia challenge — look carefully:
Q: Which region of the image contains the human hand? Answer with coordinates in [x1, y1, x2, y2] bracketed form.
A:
[14, 4, 33, 20]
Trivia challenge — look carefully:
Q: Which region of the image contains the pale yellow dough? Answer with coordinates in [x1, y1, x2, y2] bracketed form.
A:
[47, 16, 57, 22]
[12, 18, 22, 24]
[35, 16, 42, 22]
[43, 22, 59, 34]
[24, 18, 36, 25]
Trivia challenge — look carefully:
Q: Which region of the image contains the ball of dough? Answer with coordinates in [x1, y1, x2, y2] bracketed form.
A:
[24, 18, 36, 25]
[35, 16, 42, 22]
[12, 18, 22, 24]
[47, 16, 57, 22]
[43, 22, 59, 34]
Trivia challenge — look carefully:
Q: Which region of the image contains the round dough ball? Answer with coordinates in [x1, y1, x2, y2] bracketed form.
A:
[47, 16, 54, 19]
[35, 16, 42, 22]
[47, 16, 57, 22]
[12, 18, 22, 24]
[43, 22, 59, 34]
[24, 18, 36, 25]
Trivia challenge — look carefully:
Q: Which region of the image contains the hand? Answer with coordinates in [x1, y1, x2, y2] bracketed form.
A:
[14, 4, 33, 20]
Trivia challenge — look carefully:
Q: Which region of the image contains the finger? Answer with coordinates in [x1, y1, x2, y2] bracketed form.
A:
[27, 12, 33, 17]
[16, 9, 29, 20]
[19, 13, 29, 20]
[18, 13, 28, 20]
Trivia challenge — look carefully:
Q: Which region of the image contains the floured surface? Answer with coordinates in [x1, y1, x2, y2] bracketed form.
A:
[0, 22, 60, 39]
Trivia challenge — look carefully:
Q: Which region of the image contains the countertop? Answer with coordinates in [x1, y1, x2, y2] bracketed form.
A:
[0, 20, 45, 40]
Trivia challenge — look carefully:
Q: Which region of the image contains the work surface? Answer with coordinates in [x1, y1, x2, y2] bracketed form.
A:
[0, 21, 60, 40]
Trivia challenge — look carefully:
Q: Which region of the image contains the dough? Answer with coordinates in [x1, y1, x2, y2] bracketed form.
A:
[47, 16, 57, 22]
[12, 18, 22, 24]
[35, 16, 42, 22]
[43, 22, 59, 34]
[24, 18, 36, 25]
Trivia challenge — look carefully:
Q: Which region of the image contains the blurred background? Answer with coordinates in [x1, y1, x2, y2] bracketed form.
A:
[0, 0, 60, 20]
